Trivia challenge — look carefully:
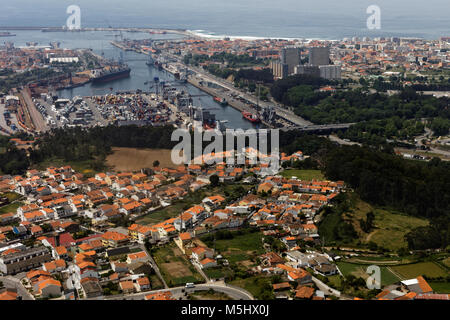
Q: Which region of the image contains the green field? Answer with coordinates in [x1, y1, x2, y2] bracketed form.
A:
[0, 201, 23, 215]
[204, 267, 230, 280]
[189, 290, 232, 300]
[149, 274, 164, 290]
[280, 169, 324, 180]
[201, 229, 264, 265]
[336, 261, 401, 286]
[151, 243, 204, 287]
[229, 275, 274, 300]
[429, 282, 450, 294]
[344, 194, 429, 251]
[2, 192, 22, 202]
[391, 262, 448, 279]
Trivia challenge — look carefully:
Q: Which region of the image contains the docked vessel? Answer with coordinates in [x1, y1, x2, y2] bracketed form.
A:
[242, 111, 261, 123]
[0, 32, 16, 37]
[213, 96, 228, 106]
[91, 65, 131, 83]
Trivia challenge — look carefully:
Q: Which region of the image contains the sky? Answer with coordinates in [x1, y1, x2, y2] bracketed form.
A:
[0, 0, 449, 38]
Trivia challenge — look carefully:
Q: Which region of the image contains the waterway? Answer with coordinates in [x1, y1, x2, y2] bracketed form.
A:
[6, 30, 257, 130]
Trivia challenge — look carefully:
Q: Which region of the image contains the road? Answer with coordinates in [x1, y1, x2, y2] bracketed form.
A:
[311, 275, 342, 299]
[88, 282, 254, 300]
[0, 275, 35, 300]
[328, 134, 362, 146]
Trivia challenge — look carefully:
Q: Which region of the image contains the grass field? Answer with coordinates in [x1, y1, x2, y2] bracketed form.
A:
[344, 194, 429, 251]
[229, 275, 274, 299]
[441, 257, 450, 268]
[429, 282, 450, 294]
[391, 262, 448, 280]
[201, 230, 264, 264]
[151, 244, 204, 287]
[280, 169, 324, 180]
[189, 290, 232, 300]
[149, 274, 164, 290]
[0, 201, 23, 215]
[336, 261, 401, 286]
[1, 192, 22, 202]
[107, 147, 176, 171]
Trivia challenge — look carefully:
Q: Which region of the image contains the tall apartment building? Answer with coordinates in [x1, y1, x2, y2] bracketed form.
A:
[281, 47, 301, 75]
[270, 60, 288, 79]
[0, 246, 52, 275]
[309, 47, 330, 66]
[319, 65, 342, 80]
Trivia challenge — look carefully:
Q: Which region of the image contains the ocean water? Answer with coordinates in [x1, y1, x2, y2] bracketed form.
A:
[0, 0, 449, 40]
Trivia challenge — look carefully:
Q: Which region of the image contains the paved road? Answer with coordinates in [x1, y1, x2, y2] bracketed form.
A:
[0, 275, 35, 300]
[311, 275, 341, 298]
[88, 282, 254, 300]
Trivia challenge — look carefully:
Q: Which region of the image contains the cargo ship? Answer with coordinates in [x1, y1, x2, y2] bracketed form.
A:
[242, 111, 261, 123]
[91, 65, 131, 84]
[213, 96, 227, 106]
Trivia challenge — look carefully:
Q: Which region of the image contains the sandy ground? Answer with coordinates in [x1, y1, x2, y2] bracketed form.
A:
[106, 147, 177, 171]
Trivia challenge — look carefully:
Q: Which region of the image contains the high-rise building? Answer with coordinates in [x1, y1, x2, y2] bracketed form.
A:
[309, 47, 330, 66]
[295, 65, 320, 78]
[281, 47, 301, 75]
[270, 60, 289, 79]
[319, 65, 341, 80]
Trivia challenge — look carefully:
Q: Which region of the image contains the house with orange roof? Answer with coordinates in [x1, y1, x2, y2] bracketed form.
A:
[37, 278, 62, 298]
[42, 259, 66, 273]
[119, 280, 135, 294]
[295, 285, 315, 299]
[135, 277, 151, 292]
[191, 246, 214, 262]
[199, 257, 217, 269]
[0, 288, 18, 300]
[401, 276, 433, 294]
[101, 231, 129, 247]
[174, 212, 193, 231]
[126, 251, 148, 264]
[54, 246, 68, 260]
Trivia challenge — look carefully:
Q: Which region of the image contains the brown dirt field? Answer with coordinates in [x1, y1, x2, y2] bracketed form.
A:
[239, 260, 254, 267]
[162, 261, 192, 278]
[106, 147, 177, 171]
[172, 247, 184, 257]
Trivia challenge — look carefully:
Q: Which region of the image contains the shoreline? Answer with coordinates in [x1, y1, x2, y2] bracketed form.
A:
[2, 26, 446, 42]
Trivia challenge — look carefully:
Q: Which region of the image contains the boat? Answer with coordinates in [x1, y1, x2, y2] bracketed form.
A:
[91, 65, 131, 84]
[213, 96, 227, 106]
[242, 111, 261, 123]
[0, 32, 16, 37]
